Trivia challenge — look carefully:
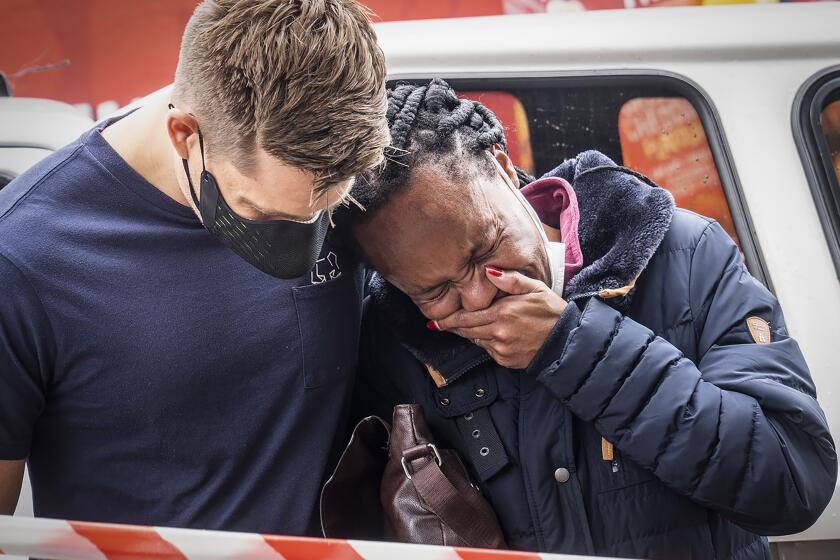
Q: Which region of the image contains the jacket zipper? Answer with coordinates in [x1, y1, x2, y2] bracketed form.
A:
[601, 436, 620, 473]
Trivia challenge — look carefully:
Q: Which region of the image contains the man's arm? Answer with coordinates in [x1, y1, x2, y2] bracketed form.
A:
[0, 460, 24, 515]
[534, 221, 837, 535]
[0, 253, 51, 496]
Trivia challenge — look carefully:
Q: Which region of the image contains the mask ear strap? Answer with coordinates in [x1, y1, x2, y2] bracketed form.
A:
[170, 103, 204, 210]
[489, 152, 517, 192]
[168, 103, 206, 172]
[197, 129, 206, 172]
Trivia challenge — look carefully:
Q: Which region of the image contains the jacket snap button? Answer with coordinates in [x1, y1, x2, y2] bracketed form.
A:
[439, 397, 450, 406]
[475, 388, 486, 398]
[554, 467, 570, 483]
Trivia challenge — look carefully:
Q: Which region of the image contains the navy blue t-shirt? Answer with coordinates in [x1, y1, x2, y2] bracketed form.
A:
[0, 117, 363, 535]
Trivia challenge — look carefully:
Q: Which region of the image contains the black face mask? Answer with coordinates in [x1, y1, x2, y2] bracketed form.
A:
[176, 111, 329, 279]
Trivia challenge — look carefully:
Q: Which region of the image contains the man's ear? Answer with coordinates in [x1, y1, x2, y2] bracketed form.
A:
[166, 107, 200, 160]
[491, 144, 519, 188]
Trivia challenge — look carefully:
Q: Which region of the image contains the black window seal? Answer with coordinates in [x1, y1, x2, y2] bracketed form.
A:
[0, 143, 57, 150]
[792, 65, 840, 279]
[0, 172, 14, 190]
[387, 69, 772, 291]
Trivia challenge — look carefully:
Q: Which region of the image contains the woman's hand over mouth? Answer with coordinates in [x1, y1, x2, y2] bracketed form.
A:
[432, 266, 568, 369]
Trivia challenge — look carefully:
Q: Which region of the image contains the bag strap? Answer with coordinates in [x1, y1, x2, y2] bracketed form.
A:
[454, 406, 509, 481]
[408, 451, 500, 548]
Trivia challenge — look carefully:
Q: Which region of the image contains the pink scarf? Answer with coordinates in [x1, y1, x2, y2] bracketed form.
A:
[521, 177, 584, 284]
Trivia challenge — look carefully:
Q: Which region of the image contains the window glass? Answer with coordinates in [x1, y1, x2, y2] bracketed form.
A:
[619, 98, 735, 241]
[459, 85, 740, 245]
[796, 71, 840, 277]
[460, 91, 535, 174]
[821, 98, 840, 185]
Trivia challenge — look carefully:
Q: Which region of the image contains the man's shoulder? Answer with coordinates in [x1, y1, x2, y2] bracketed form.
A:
[0, 135, 105, 261]
[0, 140, 88, 228]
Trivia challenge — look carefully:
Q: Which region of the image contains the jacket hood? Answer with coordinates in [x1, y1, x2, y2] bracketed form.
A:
[542, 150, 675, 298]
[368, 150, 675, 384]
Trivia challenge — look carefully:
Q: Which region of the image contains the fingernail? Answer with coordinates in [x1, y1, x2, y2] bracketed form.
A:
[485, 266, 503, 277]
[426, 320, 441, 331]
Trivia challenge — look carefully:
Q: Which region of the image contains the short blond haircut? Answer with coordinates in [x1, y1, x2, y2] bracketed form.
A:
[173, 0, 389, 195]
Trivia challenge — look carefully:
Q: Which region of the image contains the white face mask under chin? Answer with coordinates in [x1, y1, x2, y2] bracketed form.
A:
[492, 157, 565, 297]
[545, 237, 566, 298]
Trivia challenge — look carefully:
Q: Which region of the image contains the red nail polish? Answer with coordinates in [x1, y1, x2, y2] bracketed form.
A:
[426, 320, 441, 331]
[485, 266, 503, 277]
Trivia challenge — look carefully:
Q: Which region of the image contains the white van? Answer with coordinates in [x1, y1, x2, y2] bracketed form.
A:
[1, 2, 838, 557]
[0, 97, 94, 189]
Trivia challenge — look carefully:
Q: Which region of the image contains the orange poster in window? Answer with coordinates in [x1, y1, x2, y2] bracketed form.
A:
[618, 97, 738, 243]
[461, 91, 535, 175]
[821, 100, 840, 182]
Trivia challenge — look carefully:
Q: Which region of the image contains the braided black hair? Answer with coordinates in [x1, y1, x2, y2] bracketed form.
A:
[336, 79, 534, 231]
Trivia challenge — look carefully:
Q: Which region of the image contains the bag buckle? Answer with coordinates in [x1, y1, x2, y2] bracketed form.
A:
[401, 443, 443, 479]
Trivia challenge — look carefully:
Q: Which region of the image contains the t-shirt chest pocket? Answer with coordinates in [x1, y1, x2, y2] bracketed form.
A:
[292, 268, 363, 389]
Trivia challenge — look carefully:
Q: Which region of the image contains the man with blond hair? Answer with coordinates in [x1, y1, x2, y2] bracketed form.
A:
[0, 0, 388, 534]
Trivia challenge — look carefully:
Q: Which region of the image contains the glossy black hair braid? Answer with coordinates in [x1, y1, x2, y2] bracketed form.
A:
[336, 79, 534, 231]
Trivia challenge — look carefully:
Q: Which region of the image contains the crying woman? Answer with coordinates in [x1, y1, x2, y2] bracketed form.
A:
[333, 79, 835, 559]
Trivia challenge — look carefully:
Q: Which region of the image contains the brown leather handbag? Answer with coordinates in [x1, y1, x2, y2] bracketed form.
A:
[321, 404, 507, 549]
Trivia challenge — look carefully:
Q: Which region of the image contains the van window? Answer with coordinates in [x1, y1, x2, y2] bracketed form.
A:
[618, 98, 736, 243]
[822, 99, 840, 185]
[793, 68, 840, 277]
[461, 82, 742, 246]
[459, 91, 535, 175]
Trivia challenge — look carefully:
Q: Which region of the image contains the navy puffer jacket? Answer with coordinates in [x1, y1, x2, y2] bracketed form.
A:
[352, 151, 836, 559]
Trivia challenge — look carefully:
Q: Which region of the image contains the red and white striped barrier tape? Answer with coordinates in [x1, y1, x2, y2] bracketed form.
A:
[0, 515, 608, 560]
